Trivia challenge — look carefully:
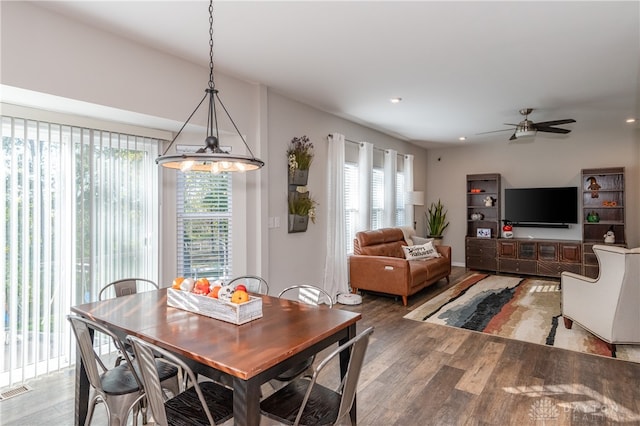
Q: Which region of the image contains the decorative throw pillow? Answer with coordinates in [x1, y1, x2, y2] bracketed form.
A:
[402, 241, 441, 260]
[412, 236, 434, 246]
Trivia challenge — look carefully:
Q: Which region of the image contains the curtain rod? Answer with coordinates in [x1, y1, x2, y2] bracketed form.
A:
[327, 133, 409, 157]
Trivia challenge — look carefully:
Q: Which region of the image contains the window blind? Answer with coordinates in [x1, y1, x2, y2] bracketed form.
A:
[1, 115, 159, 387]
[176, 171, 233, 281]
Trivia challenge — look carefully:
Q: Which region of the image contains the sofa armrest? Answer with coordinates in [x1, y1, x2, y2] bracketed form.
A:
[436, 245, 451, 260]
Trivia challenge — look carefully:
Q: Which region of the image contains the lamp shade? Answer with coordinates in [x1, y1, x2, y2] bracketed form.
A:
[408, 191, 424, 206]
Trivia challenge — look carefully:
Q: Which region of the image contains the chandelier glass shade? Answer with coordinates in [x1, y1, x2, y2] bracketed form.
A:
[156, 1, 264, 173]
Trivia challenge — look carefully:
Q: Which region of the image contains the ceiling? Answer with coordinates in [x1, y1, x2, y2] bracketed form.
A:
[31, 1, 640, 148]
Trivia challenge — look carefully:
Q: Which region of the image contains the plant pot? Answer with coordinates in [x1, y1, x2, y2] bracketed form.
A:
[288, 214, 309, 233]
[428, 236, 443, 246]
[288, 169, 309, 186]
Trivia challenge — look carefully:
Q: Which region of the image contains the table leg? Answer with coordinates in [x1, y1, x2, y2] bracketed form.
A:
[340, 324, 358, 425]
[232, 376, 262, 426]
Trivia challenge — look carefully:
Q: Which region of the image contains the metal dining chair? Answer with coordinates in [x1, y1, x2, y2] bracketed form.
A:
[98, 278, 159, 301]
[228, 275, 269, 295]
[261, 326, 374, 426]
[98, 278, 159, 366]
[271, 285, 334, 387]
[128, 335, 234, 426]
[67, 315, 146, 426]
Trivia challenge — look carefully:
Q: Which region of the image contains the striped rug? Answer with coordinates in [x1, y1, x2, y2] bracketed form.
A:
[404, 273, 640, 363]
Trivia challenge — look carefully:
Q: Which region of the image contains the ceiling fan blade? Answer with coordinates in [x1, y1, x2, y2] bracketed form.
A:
[476, 128, 514, 135]
[503, 123, 520, 126]
[534, 119, 576, 127]
[509, 132, 518, 141]
[536, 126, 571, 134]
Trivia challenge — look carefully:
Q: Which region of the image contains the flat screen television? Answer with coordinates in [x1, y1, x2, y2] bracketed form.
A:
[504, 187, 578, 228]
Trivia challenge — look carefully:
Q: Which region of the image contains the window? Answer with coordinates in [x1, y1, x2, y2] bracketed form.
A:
[176, 170, 233, 281]
[1, 115, 159, 387]
[395, 171, 406, 226]
[371, 167, 384, 230]
[342, 144, 410, 254]
[344, 163, 359, 254]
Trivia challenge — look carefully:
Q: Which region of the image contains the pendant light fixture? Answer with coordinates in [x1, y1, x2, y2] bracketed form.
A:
[156, 0, 264, 173]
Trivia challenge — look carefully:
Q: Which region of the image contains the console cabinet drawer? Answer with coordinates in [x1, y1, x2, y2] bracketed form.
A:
[498, 259, 537, 275]
[538, 261, 582, 277]
[466, 238, 497, 271]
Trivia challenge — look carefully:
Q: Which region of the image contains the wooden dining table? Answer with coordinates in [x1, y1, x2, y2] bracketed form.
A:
[70, 288, 361, 426]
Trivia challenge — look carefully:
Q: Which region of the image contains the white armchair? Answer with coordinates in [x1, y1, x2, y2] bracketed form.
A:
[561, 244, 640, 352]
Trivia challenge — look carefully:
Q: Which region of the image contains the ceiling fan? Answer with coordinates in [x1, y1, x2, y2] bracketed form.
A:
[480, 108, 576, 141]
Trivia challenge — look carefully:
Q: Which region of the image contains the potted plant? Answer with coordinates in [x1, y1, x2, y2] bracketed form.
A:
[425, 199, 449, 243]
[288, 187, 318, 232]
[287, 135, 314, 185]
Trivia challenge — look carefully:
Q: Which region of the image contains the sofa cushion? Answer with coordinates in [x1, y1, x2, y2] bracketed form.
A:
[412, 236, 434, 246]
[402, 241, 440, 260]
[354, 228, 406, 258]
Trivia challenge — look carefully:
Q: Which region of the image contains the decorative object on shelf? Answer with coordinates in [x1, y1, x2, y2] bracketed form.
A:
[604, 226, 615, 244]
[586, 176, 601, 198]
[477, 228, 492, 238]
[426, 199, 449, 240]
[483, 196, 495, 207]
[602, 200, 618, 207]
[586, 211, 600, 223]
[502, 222, 514, 239]
[470, 188, 484, 193]
[155, 0, 264, 173]
[470, 212, 484, 221]
[287, 135, 314, 184]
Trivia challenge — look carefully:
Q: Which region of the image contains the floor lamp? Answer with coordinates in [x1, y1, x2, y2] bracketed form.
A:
[408, 191, 424, 230]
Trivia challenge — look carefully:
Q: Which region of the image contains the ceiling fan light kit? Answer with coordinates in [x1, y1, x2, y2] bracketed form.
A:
[479, 108, 576, 141]
[156, 0, 264, 173]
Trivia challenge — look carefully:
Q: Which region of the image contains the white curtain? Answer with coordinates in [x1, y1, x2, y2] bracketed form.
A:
[383, 149, 397, 227]
[404, 154, 415, 226]
[323, 133, 349, 300]
[357, 142, 373, 232]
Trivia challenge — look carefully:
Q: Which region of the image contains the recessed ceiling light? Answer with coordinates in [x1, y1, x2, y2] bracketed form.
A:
[459, 136, 467, 141]
[390, 97, 402, 104]
[626, 118, 637, 123]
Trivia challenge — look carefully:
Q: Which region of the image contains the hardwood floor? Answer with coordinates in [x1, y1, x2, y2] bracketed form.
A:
[3, 267, 640, 425]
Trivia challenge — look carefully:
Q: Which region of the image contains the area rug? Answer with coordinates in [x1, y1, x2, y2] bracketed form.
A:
[404, 273, 640, 363]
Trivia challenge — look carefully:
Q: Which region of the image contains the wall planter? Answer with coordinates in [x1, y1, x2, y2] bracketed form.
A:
[287, 136, 316, 234]
[288, 169, 309, 186]
[288, 214, 309, 233]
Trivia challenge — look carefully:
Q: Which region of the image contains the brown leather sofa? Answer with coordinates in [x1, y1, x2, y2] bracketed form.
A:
[348, 228, 451, 306]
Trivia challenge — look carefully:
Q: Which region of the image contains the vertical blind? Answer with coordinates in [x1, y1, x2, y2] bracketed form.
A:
[176, 169, 233, 281]
[1, 115, 159, 387]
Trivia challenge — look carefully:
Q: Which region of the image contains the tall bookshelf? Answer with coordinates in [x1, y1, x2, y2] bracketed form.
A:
[581, 167, 626, 277]
[465, 173, 501, 271]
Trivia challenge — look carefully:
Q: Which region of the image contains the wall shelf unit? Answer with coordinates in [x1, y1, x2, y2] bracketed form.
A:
[465, 173, 501, 271]
[581, 167, 626, 277]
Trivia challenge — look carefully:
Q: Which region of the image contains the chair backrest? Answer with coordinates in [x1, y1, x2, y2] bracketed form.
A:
[127, 335, 216, 426]
[228, 275, 269, 295]
[595, 245, 640, 337]
[278, 285, 333, 308]
[297, 326, 374, 426]
[99, 278, 158, 300]
[67, 315, 141, 393]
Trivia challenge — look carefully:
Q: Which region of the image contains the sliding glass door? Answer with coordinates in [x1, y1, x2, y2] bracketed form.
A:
[1, 115, 159, 387]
